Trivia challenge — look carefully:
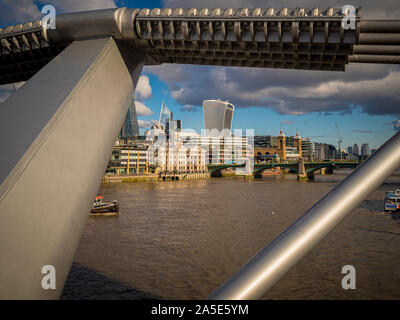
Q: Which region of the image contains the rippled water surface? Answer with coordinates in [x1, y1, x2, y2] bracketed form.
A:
[62, 171, 400, 299]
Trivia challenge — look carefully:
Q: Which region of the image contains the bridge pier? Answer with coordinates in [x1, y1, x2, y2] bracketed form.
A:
[210, 170, 222, 177]
[253, 172, 263, 179]
[297, 171, 315, 181]
[0, 37, 144, 299]
[297, 173, 308, 181]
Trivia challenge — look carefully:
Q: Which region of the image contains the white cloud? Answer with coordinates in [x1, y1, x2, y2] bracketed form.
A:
[0, 0, 41, 25]
[163, 0, 400, 19]
[0, 0, 116, 25]
[237, 70, 400, 102]
[49, 0, 116, 13]
[135, 75, 152, 100]
[180, 104, 197, 112]
[135, 101, 153, 116]
[138, 120, 152, 128]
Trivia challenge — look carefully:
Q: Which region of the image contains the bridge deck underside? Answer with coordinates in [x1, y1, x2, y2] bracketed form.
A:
[1, 7, 399, 85]
[0, 7, 362, 84]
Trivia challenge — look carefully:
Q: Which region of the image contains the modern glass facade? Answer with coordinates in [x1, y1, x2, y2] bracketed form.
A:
[203, 100, 234, 132]
[121, 99, 139, 138]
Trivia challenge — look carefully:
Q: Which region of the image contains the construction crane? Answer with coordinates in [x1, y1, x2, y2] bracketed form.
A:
[335, 123, 343, 161]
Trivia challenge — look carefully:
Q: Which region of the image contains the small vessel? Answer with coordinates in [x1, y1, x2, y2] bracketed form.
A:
[90, 196, 119, 216]
[262, 169, 281, 176]
[384, 189, 400, 213]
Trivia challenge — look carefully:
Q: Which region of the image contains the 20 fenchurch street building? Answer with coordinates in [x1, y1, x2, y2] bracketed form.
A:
[203, 100, 235, 132]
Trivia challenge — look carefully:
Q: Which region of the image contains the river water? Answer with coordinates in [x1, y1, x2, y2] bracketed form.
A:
[62, 171, 400, 300]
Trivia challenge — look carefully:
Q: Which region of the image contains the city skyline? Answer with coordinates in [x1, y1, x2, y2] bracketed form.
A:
[136, 80, 387, 150]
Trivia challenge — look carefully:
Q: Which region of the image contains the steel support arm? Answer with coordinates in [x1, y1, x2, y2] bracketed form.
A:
[0, 37, 144, 299]
[208, 130, 400, 300]
[349, 54, 400, 64]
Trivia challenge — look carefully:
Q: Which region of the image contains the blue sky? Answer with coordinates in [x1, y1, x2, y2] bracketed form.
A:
[1, 0, 399, 150]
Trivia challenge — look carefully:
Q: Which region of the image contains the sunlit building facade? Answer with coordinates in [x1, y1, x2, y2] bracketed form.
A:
[203, 100, 234, 132]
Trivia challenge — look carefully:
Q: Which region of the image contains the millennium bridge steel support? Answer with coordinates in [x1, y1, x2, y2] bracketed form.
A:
[208, 130, 400, 299]
[0, 37, 144, 299]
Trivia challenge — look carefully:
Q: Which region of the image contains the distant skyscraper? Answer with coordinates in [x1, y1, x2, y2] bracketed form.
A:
[121, 99, 139, 138]
[361, 143, 370, 156]
[353, 143, 359, 156]
[203, 100, 234, 132]
[159, 100, 171, 127]
[348, 146, 353, 155]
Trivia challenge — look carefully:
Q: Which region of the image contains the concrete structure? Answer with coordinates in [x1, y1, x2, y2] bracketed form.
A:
[254, 135, 278, 148]
[301, 137, 313, 160]
[0, 36, 145, 299]
[314, 142, 336, 160]
[277, 130, 286, 161]
[106, 143, 151, 176]
[293, 133, 302, 158]
[148, 130, 207, 174]
[198, 135, 249, 165]
[1, 6, 400, 300]
[203, 100, 234, 132]
[255, 132, 308, 162]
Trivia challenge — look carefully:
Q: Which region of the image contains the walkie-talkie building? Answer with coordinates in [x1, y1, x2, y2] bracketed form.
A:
[203, 100, 234, 132]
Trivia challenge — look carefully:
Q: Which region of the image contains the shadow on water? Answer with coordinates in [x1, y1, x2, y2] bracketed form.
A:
[359, 199, 383, 213]
[391, 212, 400, 228]
[61, 262, 159, 300]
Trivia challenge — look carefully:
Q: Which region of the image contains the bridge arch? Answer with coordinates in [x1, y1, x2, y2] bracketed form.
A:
[305, 164, 334, 175]
[253, 163, 299, 175]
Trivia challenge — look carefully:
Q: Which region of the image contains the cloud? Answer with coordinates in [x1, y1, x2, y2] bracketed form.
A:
[280, 120, 293, 125]
[0, 0, 116, 26]
[138, 120, 152, 128]
[180, 104, 198, 112]
[147, 63, 400, 117]
[138, 119, 159, 129]
[352, 130, 374, 133]
[0, 0, 41, 25]
[135, 101, 153, 116]
[46, 0, 116, 13]
[3, 0, 400, 124]
[163, 0, 400, 19]
[146, 0, 400, 119]
[134, 75, 152, 100]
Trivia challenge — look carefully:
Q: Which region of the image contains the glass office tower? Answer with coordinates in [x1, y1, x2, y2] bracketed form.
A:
[203, 100, 234, 132]
[121, 99, 139, 138]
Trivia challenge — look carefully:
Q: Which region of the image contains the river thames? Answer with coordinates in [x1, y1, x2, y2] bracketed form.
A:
[62, 171, 400, 300]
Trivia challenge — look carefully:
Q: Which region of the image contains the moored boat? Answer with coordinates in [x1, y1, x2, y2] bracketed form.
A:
[384, 189, 400, 213]
[90, 196, 119, 216]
